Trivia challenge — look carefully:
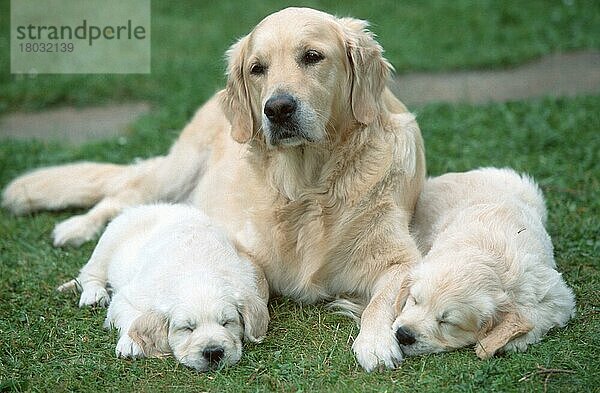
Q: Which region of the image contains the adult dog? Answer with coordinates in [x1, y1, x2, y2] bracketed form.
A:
[393, 168, 575, 358]
[58, 204, 269, 371]
[3, 7, 425, 371]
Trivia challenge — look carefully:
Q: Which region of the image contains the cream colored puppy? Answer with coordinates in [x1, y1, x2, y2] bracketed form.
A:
[58, 204, 269, 371]
[392, 168, 575, 359]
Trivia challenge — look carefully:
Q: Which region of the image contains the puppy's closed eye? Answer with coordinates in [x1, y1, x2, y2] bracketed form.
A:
[221, 318, 237, 327]
[437, 312, 450, 325]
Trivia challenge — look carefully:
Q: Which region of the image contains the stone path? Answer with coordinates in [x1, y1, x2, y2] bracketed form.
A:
[0, 102, 150, 144]
[0, 51, 598, 144]
[390, 51, 600, 106]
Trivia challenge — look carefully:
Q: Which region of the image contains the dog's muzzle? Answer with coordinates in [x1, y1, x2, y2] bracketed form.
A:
[395, 326, 416, 346]
[264, 94, 297, 125]
[202, 345, 225, 365]
[263, 94, 304, 146]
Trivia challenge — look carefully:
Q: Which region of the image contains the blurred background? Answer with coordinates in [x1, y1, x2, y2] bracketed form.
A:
[1, 0, 598, 112]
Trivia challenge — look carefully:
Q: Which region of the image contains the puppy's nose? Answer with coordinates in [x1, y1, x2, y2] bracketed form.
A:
[264, 94, 297, 124]
[395, 326, 416, 346]
[202, 346, 225, 364]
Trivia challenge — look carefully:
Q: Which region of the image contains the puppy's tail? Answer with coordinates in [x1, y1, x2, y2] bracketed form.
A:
[327, 298, 367, 325]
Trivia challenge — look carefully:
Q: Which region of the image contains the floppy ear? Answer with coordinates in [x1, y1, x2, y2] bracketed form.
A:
[219, 35, 255, 143]
[393, 277, 412, 315]
[475, 311, 533, 360]
[338, 17, 393, 125]
[128, 311, 171, 358]
[237, 291, 269, 343]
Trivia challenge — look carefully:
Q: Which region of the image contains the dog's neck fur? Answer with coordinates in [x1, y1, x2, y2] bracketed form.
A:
[248, 117, 390, 203]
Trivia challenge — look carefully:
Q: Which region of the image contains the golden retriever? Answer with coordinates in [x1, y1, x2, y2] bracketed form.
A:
[58, 204, 269, 371]
[392, 168, 575, 359]
[3, 7, 425, 371]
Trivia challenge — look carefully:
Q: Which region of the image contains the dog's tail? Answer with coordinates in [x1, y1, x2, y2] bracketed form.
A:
[1, 158, 171, 215]
[2, 161, 132, 214]
[2, 140, 207, 216]
[327, 298, 367, 325]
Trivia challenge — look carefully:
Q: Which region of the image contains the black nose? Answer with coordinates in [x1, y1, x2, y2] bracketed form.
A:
[202, 346, 225, 364]
[264, 94, 297, 124]
[395, 326, 416, 346]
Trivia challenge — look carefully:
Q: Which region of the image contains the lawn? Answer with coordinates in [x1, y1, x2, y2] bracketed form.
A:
[1, 1, 599, 392]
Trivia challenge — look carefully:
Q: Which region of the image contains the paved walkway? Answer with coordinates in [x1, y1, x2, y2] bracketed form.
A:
[391, 51, 600, 106]
[0, 102, 150, 144]
[0, 51, 598, 144]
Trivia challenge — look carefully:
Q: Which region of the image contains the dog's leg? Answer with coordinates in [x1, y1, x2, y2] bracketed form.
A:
[72, 249, 113, 308]
[58, 223, 125, 306]
[4, 139, 208, 246]
[3, 110, 211, 246]
[352, 264, 409, 371]
[52, 192, 143, 247]
[104, 294, 145, 359]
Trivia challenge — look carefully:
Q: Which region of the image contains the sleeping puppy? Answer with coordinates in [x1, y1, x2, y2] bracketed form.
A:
[58, 204, 269, 371]
[392, 168, 575, 359]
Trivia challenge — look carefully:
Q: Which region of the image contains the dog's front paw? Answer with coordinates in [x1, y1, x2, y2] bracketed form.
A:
[53, 215, 100, 247]
[116, 334, 144, 359]
[497, 333, 534, 355]
[79, 284, 110, 308]
[352, 328, 403, 372]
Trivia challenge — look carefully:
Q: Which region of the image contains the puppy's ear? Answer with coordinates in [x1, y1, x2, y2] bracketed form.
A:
[219, 35, 255, 143]
[237, 291, 269, 343]
[128, 311, 171, 358]
[475, 311, 533, 360]
[338, 17, 393, 125]
[393, 276, 412, 314]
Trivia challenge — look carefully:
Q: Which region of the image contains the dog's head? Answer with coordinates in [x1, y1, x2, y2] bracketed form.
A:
[128, 286, 268, 371]
[391, 255, 533, 358]
[219, 7, 392, 148]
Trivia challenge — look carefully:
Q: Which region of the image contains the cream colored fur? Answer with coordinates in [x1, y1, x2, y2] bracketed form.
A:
[392, 168, 575, 358]
[58, 204, 269, 371]
[2, 8, 425, 371]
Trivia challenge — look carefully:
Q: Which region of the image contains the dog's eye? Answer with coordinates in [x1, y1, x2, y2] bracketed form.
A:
[408, 294, 417, 306]
[438, 312, 451, 326]
[302, 50, 324, 65]
[222, 319, 235, 327]
[250, 62, 266, 76]
[180, 326, 194, 333]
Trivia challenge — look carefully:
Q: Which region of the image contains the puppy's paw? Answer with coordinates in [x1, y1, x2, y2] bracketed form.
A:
[79, 284, 110, 308]
[352, 328, 403, 372]
[53, 215, 100, 247]
[500, 333, 534, 354]
[116, 334, 145, 359]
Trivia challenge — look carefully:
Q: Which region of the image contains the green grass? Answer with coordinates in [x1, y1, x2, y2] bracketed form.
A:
[1, 96, 598, 392]
[1, 1, 599, 392]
